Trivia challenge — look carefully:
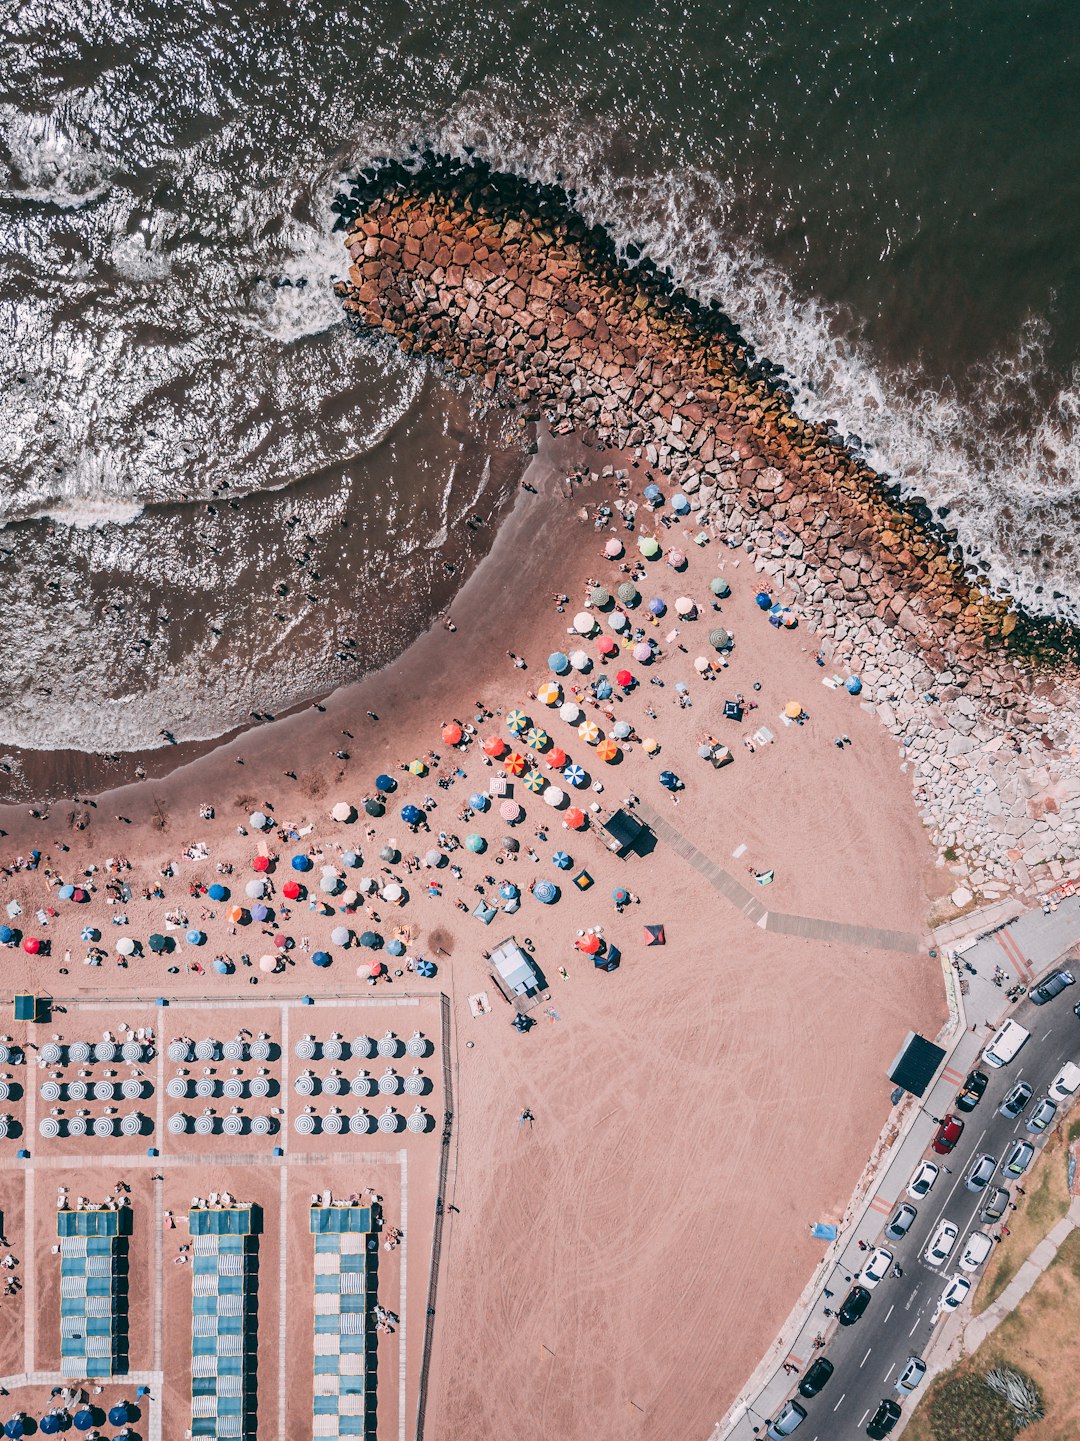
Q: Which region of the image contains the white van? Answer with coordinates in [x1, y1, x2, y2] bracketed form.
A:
[983, 1019, 1030, 1068]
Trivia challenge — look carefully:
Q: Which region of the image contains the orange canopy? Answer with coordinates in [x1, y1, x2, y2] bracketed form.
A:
[442, 722, 463, 745]
[545, 746, 568, 769]
[565, 808, 586, 830]
[484, 735, 507, 757]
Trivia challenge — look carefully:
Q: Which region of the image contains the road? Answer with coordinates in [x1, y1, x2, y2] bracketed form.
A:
[789, 989, 1079, 1440]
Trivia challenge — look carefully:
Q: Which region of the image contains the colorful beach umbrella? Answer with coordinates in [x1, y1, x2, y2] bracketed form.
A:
[523, 769, 545, 794]
[252, 854, 270, 872]
[638, 536, 660, 559]
[644, 483, 662, 502]
[596, 739, 619, 763]
[506, 709, 529, 734]
[227, 905, 247, 923]
[545, 745, 567, 769]
[710, 627, 731, 650]
[503, 751, 526, 775]
[524, 726, 549, 750]
[408, 759, 426, 776]
[785, 701, 804, 719]
[675, 595, 696, 616]
[58, 884, 74, 900]
[576, 933, 601, 955]
[632, 641, 652, 663]
[22, 937, 40, 955]
[312, 951, 331, 967]
[364, 798, 385, 817]
[648, 596, 666, 616]
[710, 577, 731, 597]
[617, 582, 639, 606]
[281, 881, 301, 900]
[207, 883, 228, 901]
[401, 804, 423, 825]
[597, 635, 618, 656]
[500, 800, 523, 822]
[578, 720, 600, 744]
[251, 904, 270, 922]
[755, 591, 772, 609]
[465, 834, 486, 853]
[533, 881, 558, 905]
[604, 538, 624, 558]
[537, 681, 561, 706]
[672, 493, 690, 514]
[442, 722, 463, 745]
[563, 763, 586, 787]
[615, 669, 634, 689]
[81, 926, 99, 942]
[667, 549, 687, 569]
[552, 851, 572, 870]
[612, 720, 632, 740]
[469, 793, 489, 811]
[590, 586, 611, 609]
[483, 735, 507, 757]
[564, 808, 586, 830]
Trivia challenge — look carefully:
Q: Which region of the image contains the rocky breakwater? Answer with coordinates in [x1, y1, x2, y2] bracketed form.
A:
[335, 159, 1080, 903]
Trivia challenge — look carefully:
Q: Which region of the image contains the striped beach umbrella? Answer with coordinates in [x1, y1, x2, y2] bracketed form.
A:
[537, 681, 561, 706]
[533, 880, 558, 905]
[523, 769, 545, 794]
[506, 709, 529, 734]
[552, 851, 572, 870]
[503, 751, 526, 775]
[524, 726, 549, 750]
[597, 739, 619, 763]
[563, 763, 586, 787]
[578, 720, 600, 745]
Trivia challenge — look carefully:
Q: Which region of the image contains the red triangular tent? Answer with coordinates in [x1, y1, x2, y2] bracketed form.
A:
[644, 925, 665, 946]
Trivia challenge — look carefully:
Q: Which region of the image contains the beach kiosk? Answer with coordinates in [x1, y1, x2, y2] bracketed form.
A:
[601, 809, 648, 857]
[14, 993, 49, 1023]
[489, 937, 548, 1012]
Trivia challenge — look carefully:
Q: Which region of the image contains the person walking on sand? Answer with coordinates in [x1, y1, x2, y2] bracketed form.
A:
[518, 1108, 534, 1130]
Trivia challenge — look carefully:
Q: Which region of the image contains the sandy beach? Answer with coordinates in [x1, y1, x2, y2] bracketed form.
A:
[0, 425, 949, 1439]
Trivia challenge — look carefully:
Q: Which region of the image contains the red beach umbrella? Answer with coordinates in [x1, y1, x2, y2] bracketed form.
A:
[503, 752, 526, 776]
[252, 855, 270, 873]
[483, 735, 506, 758]
[442, 722, 463, 745]
[576, 933, 601, 955]
[23, 937, 40, 955]
[597, 636, 618, 656]
[564, 808, 586, 830]
[615, 669, 634, 689]
[273, 933, 289, 948]
[545, 746, 567, 770]
[282, 881, 301, 900]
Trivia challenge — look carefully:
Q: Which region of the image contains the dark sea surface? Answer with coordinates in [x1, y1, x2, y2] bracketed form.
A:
[1, 0, 1077, 753]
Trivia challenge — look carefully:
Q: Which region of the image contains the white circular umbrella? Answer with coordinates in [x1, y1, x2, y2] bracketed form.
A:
[574, 611, 595, 635]
[569, 650, 591, 671]
[331, 802, 353, 822]
[676, 596, 696, 616]
[193, 1114, 215, 1135]
[544, 786, 566, 808]
[167, 1113, 189, 1134]
[559, 701, 582, 724]
[245, 879, 266, 899]
[116, 937, 135, 956]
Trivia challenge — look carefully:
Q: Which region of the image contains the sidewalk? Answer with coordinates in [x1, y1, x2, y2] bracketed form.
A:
[712, 896, 1080, 1441]
[964, 1196, 1080, 1352]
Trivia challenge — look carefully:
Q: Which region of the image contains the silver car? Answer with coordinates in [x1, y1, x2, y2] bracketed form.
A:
[896, 1356, 927, 1393]
[965, 1153, 997, 1192]
[1004, 1140, 1035, 1177]
[1027, 1097, 1058, 1133]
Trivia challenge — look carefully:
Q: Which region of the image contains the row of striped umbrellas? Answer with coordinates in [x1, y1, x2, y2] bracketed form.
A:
[39, 1113, 147, 1138]
[293, 1106, 432, 1134]
[169, 1112, 277, 1136]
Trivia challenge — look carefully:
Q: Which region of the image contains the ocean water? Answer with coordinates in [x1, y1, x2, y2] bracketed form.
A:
[1, 0, 1077, 752]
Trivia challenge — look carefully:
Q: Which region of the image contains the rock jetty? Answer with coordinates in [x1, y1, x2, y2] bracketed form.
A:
[335, 159, 1080, 903]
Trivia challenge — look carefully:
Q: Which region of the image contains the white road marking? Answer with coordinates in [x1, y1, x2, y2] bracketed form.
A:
[1040, 1030, 1053, 1042]
[860, 1347, 872, 1368]
[832, 1393, 846, 1411]
[859, 1409, 870, 1426]
[883, 1361, 896, 1382]
[884, 1304, 895, 1324]
[908, 1318, 922, 1336]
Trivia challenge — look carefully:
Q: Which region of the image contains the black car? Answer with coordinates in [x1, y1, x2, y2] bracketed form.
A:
[955, 1069, 988, 1112]
[867, 1398, 901, 1438]
[1031, 967, 1074, 1004]
[798, 1357, 834, 1398]
[839, 1285, 871, 1326]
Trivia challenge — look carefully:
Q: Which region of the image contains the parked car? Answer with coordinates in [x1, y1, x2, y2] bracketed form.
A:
[884, 1203, 917, 1242]
[932, 1114, 965, 1153]
[1030, 967, 1075, 1004]
[965, 1153, 997, 1192]
[1003, 1140, 1035, 1177]
[896, 1356, 927, 1393]
[861, 1246, 894, 1288]
[1049, 1062, 1080, 1100]
[939, 1274, 971, 1311]
[959, 1230, 994, 1272]
[981, 1186, 1011, 1223]
[1027, 1097, 1058, 1133]
[955, 1069, 988, 1112]
[866, 1398, 901, 1438]
[999, 1081, 1033, 1119]
[924, 1219, 959, 1267]
[798, 1358, 834, 1398]
[766, 1399, 807, 1439]
[906, 1161, 940, 1199]
[839, 1286, 872, 1325]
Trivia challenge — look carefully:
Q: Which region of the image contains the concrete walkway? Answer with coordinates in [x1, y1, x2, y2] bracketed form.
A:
[634, 800, 921, 954]
[964, 1195, 1080, 1353]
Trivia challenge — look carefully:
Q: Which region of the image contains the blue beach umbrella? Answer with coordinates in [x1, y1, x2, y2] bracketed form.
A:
[533, 881, 558, 905]
[374, 773, 396, 793]
[755, 591, 772, 610]
[185, 929, 204, 946]
[5, 1419, 25, 1439]
[845, 676, 863, 695]
[401, 804, 423, 826]
[38, 1418, 61, 1436]
[81, 926, 99, 942]
[207, 883, 228, 901]
[659, 770, 680, 791]
[73, 1413, 95, 1432]
[0, 927, 11, 944]
[612, 720, 632, 740]
[364, 798, 385, 817]
[552, 851, 572, 870]
[563, 764, 586, 787]
[465, 834, 485, 854]
[469, 792, 489, 811]
[594, 677, 613, 701]
[386, 938, 405, 957]
[291, 854, 312, 872]
[499, 883, 519, 901]
[648, 597, 666, 616]
[359, 930, 382, 949]
[58, 884, 75, 900]
[249, 811, 267, 829]
[213, 958, 231, 975]
[251, 904, 270, 922]
[108, 1407, 132, 1428]
[548, 651, 570, 675]
[672, 493, 689, 514]
[416, 959, 437, 978]
[644, 484, 663, 503]
[342, 850, 360, 867]
[311, 951, 332, 968]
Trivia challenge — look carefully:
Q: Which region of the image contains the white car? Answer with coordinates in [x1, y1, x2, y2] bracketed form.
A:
[1049, 1061, 1080, 1100]
[924, 1219, 959, 1267]
[959, 1230, 994, 1272]
[861, 1246, 894, 1288]
[939, 1274, 971, 1312]
[906, 1160, 940, 1199]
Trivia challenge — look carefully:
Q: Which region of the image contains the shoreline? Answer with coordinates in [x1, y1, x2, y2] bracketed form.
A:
[332, 157, 1080, 901]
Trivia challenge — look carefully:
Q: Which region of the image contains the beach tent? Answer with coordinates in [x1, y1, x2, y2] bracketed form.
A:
[644, 925, 665, 946]
[594, 945, 620, 972]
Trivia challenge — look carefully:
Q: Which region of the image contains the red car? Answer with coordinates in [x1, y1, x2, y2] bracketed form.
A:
[932, 1114, 965, 1154]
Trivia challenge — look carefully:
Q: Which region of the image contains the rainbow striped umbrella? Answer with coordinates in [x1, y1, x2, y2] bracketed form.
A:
[503, 751, 526, 776]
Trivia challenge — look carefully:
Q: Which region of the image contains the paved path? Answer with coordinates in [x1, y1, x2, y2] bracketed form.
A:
[634, 801, 922, 954]
[964, 1195, 1080, 1353]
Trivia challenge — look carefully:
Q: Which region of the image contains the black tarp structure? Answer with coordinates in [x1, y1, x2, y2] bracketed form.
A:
[887, 1032, 946, 1097]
